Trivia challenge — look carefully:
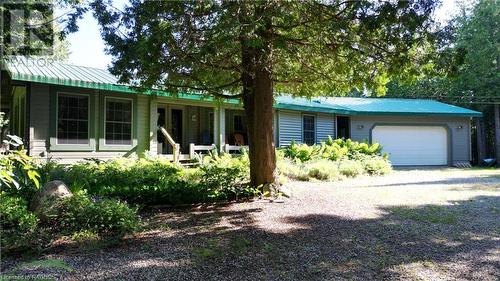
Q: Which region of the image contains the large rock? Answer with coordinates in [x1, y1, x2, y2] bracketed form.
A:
[30, 180, 72, 212]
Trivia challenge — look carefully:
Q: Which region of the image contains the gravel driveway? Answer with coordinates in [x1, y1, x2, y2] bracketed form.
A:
[2, 168, 499, 280]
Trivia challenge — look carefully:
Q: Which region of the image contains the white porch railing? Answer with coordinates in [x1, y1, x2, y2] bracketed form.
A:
[158, 126, 181, 163]
[189, 143, 217, 159]
[224, 144, 249, 153]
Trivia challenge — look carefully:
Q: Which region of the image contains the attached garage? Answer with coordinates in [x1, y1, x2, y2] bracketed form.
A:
[372, 126, 448, 166]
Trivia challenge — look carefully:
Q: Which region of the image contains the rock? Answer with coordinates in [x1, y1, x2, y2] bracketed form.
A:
[29, 180, 72, 212]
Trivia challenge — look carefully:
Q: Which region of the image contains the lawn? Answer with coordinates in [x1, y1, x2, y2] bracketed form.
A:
[2, 168, 499, 280]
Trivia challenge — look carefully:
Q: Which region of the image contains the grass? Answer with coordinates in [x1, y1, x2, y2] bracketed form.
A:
[391, 206, 458, 225]
[15, 259, 73, 272]
[192, 237, 253, 259]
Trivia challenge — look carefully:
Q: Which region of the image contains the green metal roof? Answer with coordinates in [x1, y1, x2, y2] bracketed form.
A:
[276, 96, 482, 117]
[3, 57, 482, 117]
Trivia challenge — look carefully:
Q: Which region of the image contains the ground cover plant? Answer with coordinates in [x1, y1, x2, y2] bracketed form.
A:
[50, 153, 257, 206]
[279, 137, 392, 181]
[0, 136, 141, 255]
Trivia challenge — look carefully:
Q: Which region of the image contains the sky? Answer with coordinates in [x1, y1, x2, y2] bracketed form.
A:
[63, 0, 461, 69]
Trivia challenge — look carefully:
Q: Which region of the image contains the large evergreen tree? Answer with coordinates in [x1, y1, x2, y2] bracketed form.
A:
[64, 0, 439, 187]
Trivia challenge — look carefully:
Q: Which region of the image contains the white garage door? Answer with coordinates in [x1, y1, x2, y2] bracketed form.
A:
[372, 126, 448, 166]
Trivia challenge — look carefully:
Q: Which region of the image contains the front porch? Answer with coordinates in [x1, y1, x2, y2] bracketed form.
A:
[150, 98, 248, 162]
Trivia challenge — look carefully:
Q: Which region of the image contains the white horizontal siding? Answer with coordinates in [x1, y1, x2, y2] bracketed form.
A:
[316, 113, 335, 143]
[278, 110, 302, 146]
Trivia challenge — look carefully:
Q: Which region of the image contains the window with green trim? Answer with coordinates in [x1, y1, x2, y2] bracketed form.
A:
[105, 98, 132, 145]
[57, 94, 89, 144]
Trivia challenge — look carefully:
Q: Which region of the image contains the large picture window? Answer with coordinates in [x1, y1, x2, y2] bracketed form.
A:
[57, 94, 89, 144]
[105, 98, 132, 145]
[303, 115, 316, 145]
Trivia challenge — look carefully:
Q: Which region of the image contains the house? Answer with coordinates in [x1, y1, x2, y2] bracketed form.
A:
[1, 57, 482, 166]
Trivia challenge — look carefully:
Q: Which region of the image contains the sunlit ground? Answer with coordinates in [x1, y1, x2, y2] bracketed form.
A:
[3, 168, 499, 281]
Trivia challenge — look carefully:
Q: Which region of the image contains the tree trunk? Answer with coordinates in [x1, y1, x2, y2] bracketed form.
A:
[238, 2, 277, 189]
[495, 104, 500, 165]
[243, 68, 277, 188]
[476, 117, 487, 164]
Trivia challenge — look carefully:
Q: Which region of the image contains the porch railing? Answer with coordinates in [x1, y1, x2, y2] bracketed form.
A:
[158, 126, 181, 163]
[189, 143, 217, 159]
[224, 144, 249, 153]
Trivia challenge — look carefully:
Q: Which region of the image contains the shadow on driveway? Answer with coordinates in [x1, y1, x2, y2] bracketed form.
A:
[12, 195, 497, 281]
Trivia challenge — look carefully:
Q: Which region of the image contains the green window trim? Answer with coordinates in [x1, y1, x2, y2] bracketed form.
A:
[49, 91, 96, 152]
[98, 94, 138, 151]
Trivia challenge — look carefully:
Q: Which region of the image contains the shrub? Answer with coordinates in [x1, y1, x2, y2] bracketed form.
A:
[282, 137, 384, 163]
[362, 156, 392, 176]
[0, 135, 41, 200]
[306, 160, 340, 181]
[283, 141, 319, 162]
[338, 160, 364, 177]
[0, 194, 39, 253]
[42, 191, 140, 237]
[54, 155, 258, 206]
[199, 153, 255, 200]
[277, 158, 309, 181]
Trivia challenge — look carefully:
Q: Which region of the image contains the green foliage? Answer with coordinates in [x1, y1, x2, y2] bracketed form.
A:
[16, 259, 74, 272]
[53, 156, 257, 206]
[283, 140, 319, 162]
[391, 206, 458, 225]
[42, 191, 140, 237]
[338, 160, 365, 178]
[279, 138, 390, 181]
[362, 156, 392, 176]
[277, 157, 310, 181]
[0, 194, 39, 253]
[282, 137, 384, 162]
[64, 0, 438, 98]
[199, 152, 256, 200]
[0, 136, 41, 200]
[306, 160, 340, 181]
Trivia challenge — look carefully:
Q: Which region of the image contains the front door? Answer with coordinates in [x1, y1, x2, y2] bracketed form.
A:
[171, 109, 183, 150]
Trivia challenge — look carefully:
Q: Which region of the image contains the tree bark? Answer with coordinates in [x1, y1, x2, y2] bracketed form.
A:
[475, 117, 487, 164]
[238, 1, 277, 189]
[243, 68, 277, 188]
[494, 104, 500, 165]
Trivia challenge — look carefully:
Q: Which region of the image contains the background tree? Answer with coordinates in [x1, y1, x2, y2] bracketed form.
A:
[382, 0, 500, 163]
[63, 0, 439, 187]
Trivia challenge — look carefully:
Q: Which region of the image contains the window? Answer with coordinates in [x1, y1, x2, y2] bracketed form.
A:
[303, 115, 315, 145]
[233, 115, 245, 132]
[105, 98, 132, 145]
[57, 94, 89, 144]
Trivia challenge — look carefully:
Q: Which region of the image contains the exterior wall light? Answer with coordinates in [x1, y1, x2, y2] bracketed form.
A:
[457, 125, 463, 129]
[357, 125, 364, 129]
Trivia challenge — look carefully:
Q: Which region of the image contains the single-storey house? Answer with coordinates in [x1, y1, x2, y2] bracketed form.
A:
[1, 57, 482, 166]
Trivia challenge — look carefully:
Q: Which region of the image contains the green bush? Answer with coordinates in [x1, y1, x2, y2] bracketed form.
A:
[279, 137, 391, 180]
[338, 160, 365, 177]
[42, 191, 140, 237]
[283, 140, 319, 162]
[0, 194, 39, 253]
[362, 156, 392, 176]
[0, 136, 41, 200]
[277, 158, 310, 181]
[306, 160, 340, 181]
[199, 153, 255, 200]
[282, 137, 384, 162]
[53, 155, 257, 206]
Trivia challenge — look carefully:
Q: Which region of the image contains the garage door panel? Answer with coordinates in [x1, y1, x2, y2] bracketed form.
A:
[372, 126, 448, 166]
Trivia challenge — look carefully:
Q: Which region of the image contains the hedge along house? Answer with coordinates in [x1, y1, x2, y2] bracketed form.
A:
[1, 57, 482, 166]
